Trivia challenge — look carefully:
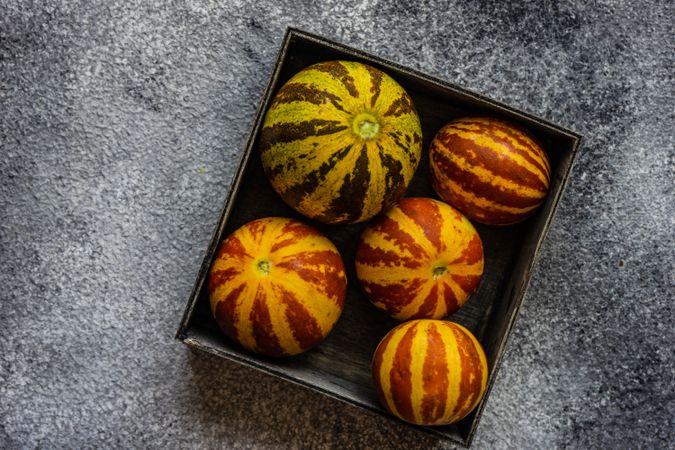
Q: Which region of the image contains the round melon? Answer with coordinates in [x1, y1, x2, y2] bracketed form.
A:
[259, 60, 422, 224]
[429, 116, 551, 225]
[372, 319, 488, 426]
[355, 197, 483, 320]
[207, 217, 347, 356]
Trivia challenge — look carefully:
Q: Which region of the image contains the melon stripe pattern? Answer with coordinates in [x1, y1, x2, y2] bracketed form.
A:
[429, 117, 551, 225]
[372, 320, 488, 425]
[208, 217, 346, 357]
[356, 198, 483, 320]
[260, 60, 422, 224]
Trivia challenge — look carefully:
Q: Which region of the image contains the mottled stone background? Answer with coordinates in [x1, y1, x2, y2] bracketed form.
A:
[1, 1, 673, 448]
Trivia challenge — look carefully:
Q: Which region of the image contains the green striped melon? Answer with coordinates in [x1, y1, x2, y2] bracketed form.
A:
[259, 60, 423, 224]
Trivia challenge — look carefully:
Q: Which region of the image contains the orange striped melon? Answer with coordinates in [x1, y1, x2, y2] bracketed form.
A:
[207, 217, 347, 356]
[372, 319, 488, 425]
[355, 197, 483, 320]
[259, 60, 422, 224]
[429, 117, 551, 225]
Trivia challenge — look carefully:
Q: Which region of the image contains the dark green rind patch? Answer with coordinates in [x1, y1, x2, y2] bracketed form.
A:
[271, 82, 346, 113]
[259, 119, 348, 154]
[311, 61, 359, 98]
[275, 144, 354, 210]
[387, 131, 419, 165]
[365, 65, 383, 109]
[384, 93, 415, 118]
[378, 146, 407, 212]
[326, 144, 371, 223]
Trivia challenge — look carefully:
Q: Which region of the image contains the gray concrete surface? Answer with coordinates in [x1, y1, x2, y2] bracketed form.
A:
[1, 1, 673, 448]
